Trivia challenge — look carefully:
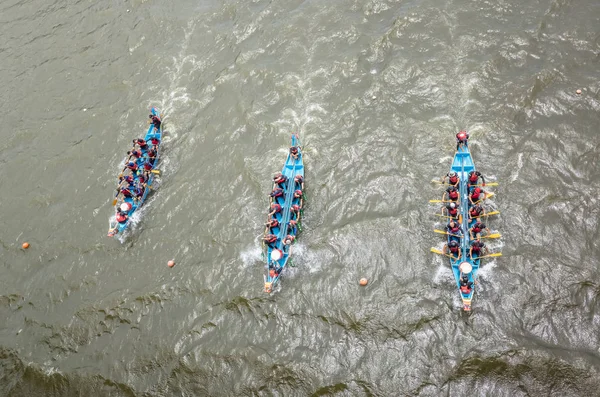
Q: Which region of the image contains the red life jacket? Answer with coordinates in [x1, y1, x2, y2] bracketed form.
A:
[144, 162, 153, 170]
[449, 190, 459, 200]
[471, 191, 481, 200]
[121, 188, 133, 197]
[131, 150, 142, 158]
[151, 138, 160, 146]
[449, 225, 460, 233]
[449, 175, 458, 184]
[116, 213, 127, 223]
[470, 207, 481, 217]
[272, 204, 282, 213]
[265, 235, 277, 243]
[274, 176, 286, 185]
[457, 132, 468, 142]
[449, 208, 458, 216]
[460, 285, 471, 294]
[449, 245, 459, 253]
[472, 245, 481, 253]
[269, 219, 279, 228]
[472, 223, 484, 233]
[469, 173, 478, 183]
[271, 189, 284, 197]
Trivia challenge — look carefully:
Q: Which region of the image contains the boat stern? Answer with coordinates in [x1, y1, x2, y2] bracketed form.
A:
[462, 298, 472, 312]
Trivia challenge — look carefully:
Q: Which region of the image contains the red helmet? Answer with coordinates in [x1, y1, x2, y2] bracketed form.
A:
[474, 187, 481, 193]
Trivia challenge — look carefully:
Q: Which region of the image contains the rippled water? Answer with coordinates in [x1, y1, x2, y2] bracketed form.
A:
[1, 0, 600, 395]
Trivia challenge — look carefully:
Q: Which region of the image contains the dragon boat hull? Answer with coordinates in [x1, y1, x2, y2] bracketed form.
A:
[108, 107, 162, 238]
[264, 134, 304, 293]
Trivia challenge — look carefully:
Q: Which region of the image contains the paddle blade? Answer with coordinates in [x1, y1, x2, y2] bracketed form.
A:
[485, 182, 498, 187]
[430, 247, 443, 254]
[431, 179, 444, 184]
[429, 199, 444, 203]
[485, 192, 495, 199]
[433, 229, 448, 235]
[150, 169, 161, 174]
[112, 198, 117, 206]
[487, 252, 502, 257]
[486, 210, 500, 216]
[483, 233, 502, 239]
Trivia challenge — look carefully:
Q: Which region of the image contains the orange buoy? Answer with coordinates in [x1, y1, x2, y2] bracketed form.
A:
[576, 89, 582, 95]
[359, 278, 368, 286]
[22, 242, 30, 249]
[167, 260, 175, 268]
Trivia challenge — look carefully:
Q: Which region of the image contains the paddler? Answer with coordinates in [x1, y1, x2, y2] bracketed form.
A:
[149, 114, 161, 129]
[269, 187, 284, 201]
[283, 234, 295, 245]
[127, 149, 142, 161]
[442, 171, 460, 187]
[125, 161, 139, 173]
[116, 209, 128, 224]
[469, 221, 490, 239]
[291, 204, 301, 219]
[290, 146, 299, 160]
[469, 187, 485, 205]
[446, 220, 462, 237]
[443, 240, 461, 260]
[467, 170, 485, 188]
[263, 234, 278, 248]
[294, 175, 304, 189]
[456, 130, 469, 150]
[468, 204, 485, 220]
[443, 185, 459, 202]
[133, 138, 148, 150]
[444, 202, 459, 218]
[272, 172, 287, 188]
[150, 137, 160, 150]
[293, 189, 303, 208]
[265, 217, 279, 231]
[469, 239, 487, 260]
[268, 203, 282, 217]
[288, 219, 298, 235]
[459, 274, 473, 294]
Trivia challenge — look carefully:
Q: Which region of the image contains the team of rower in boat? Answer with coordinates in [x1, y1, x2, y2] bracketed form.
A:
[432, 131, 502, 300]
[113, 114, 162, 226]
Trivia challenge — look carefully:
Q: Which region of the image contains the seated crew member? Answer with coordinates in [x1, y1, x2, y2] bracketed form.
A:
[150, 137, 160, 150]
[268, 203, 282, 217]
[443, 185, 459, 202]
[133, 138, 148, 150]
[442, 171, 460, 187]
[469, 187, 485, 205]
[289, 146, 299, 160]
[447, 220, 462, 236]
[273, 172, 287, 188]
[263, 234, 278, 248]
[116, 209, 128, 224]
[126, 161, 139, 173]
[468, 204, 485, 221]
[293, 189, 303, 208]
[469, 221, 490, 240]
[146, 148, 157, 164]
[469, 239, 487, 260]
[456, 130, 469, 150]
[269, 188, 284, 201]
[288, 219, 298, 235]
[283, 234, 295, 245]
[467, 170, 485, 188]
[444, 202, 459, 218]
[443, 240, 461, 260]
[265, 217, 279, 230]
[291, 204, 301, 219]
[294, 175, 304, 190]
[149, 114, 161, 129]
[127, 149, 142, 161]
[459, 274, 473, 294]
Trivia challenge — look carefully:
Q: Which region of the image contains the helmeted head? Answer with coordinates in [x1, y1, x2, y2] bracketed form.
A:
[292, 204, 300, 211]
[127, 162, 135, 167]
[449, 171, 457, 178]
[462, 274, 468, 282]
[450, 202, 456, 209]
[474, 187, 481, 193]
[120, 203, 130, 212]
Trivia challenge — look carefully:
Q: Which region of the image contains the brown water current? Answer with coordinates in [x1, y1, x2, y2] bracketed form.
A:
[1, 0, 600, 396]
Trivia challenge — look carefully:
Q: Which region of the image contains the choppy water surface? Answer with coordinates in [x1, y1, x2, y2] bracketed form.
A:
[1, 0, 600, 395]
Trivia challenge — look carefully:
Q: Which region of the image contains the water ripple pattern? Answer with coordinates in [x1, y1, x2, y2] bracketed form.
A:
[1, 0, 599, 395]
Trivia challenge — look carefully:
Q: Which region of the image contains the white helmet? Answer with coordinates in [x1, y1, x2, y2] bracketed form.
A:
[450, 203, 456, 209]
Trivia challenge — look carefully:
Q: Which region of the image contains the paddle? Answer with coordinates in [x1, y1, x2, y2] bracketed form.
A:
[472, 183, 498, 187]
[433, 213, 458, 219]
[429, 199, 456, 203]
[480, 233, 501, 239]
[472, 210, 500, 219]
[434, 229, 463, 238]
[430, 247, 458, 259]
[477, 252, 502, 259]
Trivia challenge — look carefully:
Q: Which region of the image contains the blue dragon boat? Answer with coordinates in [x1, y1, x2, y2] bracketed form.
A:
[107, 107, 162, 238]
[436, 136, 500, 311]
[263, 134, 304, 293]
